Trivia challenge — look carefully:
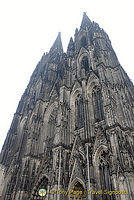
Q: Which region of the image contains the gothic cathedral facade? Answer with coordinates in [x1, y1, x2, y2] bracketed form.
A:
[0, 13, 134, 200]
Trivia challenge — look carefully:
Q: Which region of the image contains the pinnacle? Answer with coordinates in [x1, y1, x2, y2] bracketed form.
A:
[80, 12, 92, 30]
[68, 37, 74, 46]
[49, 32, 63, 55]
[83, 12, 87, 16]
[67, 37, 75, 52]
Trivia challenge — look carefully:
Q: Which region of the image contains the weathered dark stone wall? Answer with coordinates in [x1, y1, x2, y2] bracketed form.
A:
[0, 13, 133, 200]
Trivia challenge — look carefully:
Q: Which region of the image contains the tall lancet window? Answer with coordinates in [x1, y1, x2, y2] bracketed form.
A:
[92, 86, 104, 122]
[81, 36, 87, 47]
[99, 151, 115, 200]
[81, 56, 89, 75]
[75, 94, 84, 129]
[47, 108, 57, 139]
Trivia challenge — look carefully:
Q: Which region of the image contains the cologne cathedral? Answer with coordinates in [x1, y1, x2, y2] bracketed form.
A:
[0, 13, 134, 200]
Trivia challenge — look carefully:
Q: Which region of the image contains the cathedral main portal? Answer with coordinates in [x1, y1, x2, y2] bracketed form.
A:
[69, 182, 86, 200]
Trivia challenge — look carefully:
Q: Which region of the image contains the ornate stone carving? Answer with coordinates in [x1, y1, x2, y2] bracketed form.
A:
[0, 13, 133, 200]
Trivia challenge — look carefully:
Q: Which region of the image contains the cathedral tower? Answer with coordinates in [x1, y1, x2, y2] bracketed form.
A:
[0, 13, 134, 200]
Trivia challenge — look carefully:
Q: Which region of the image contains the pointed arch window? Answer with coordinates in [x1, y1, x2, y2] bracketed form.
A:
[81, 36, 87, 47]
[48, 115, 56, 138]
[75, 94, 84, 129]
[47, 108, 57, 139]
[81, 56, 89, 75]
[92, 86, 104, 122]
[99, 151, 115, 200]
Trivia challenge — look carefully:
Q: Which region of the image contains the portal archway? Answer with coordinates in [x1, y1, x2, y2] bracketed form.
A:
[69, 181, 86, 200]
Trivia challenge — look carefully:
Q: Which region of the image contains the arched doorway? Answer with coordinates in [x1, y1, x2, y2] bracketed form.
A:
[69, 181, 86, 200]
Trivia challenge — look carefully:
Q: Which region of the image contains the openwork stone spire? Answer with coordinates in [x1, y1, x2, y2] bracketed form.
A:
[49, 32, 63, 55]
[80, 12, 92, 30]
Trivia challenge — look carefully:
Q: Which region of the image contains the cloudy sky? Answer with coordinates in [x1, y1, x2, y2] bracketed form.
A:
[0, 0, 134, 151]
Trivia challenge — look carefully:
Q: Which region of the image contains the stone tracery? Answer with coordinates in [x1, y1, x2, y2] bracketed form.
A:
[0, 13, 133, 200]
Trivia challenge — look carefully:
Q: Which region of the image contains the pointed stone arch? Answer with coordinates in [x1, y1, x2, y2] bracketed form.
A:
[92, 86, 104, 122]
[68, 177, 86, 200]
[75, 28, 88, 50]
[18, 116, 27, 142]
[70, 81, 85, 139]
[78, 47, 89, 63]
[92, 145, 115, 199]
[93, 144, 108, 167]
[77, 47, 90, 78]
[70, 81, 82, 137]
[92, 144, 109, 189]
[69, 157, 86, 190]
[87, 71, 100, 96]
[81, 36, 87, 47]
[86, 72, 100, 136]
[87, 72, 105, 124]
[42, 101, 58, 141]
[68, 177, 86, 190]
[43, 101, 58, 128]
[71, 80, 82, 97]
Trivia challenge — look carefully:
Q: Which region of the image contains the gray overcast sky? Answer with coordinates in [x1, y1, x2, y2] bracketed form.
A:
[0, 0, 134, 151]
